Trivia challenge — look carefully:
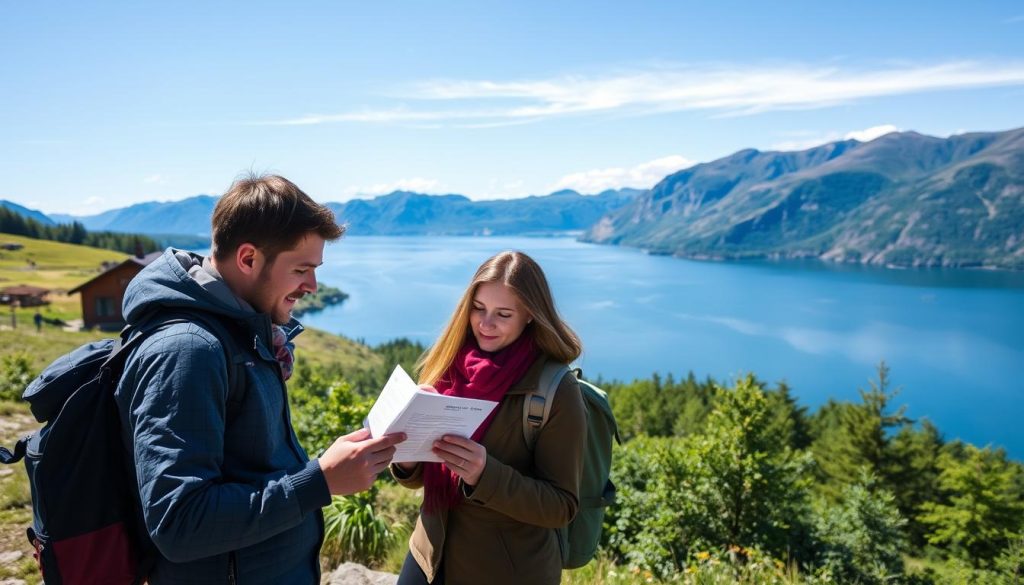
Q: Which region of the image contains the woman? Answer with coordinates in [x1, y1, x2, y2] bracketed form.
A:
[393, 250, 587, 585]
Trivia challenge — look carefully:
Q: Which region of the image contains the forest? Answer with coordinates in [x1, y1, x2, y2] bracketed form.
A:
[276, 340, 1024, 584]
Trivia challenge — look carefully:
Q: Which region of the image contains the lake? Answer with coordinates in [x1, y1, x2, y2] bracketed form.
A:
[292, 236, 1024, 458]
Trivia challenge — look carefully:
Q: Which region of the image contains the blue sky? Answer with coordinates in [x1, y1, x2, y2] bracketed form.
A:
[2, 1, 1023, 214]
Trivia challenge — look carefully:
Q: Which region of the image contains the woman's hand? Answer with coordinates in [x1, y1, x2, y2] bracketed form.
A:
[433, 435, 487, 486]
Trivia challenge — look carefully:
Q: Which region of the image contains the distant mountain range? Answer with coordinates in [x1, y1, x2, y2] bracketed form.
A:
[584, 127, 1024, 269]
[328, 188, 642, 235]
[0, 199, 55, 226]
[3, 126, 1022, 269]
[7, 188, 642, 239]
[49, 195, 222, 237]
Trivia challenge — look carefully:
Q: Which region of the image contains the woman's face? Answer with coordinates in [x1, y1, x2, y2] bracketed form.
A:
[469, 282, 531, 353]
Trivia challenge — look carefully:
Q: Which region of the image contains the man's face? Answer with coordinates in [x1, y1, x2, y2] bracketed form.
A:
[249, 234, 325, 325]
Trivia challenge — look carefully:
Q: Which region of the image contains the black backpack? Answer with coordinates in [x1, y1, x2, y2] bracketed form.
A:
[0, 312, 244, 585]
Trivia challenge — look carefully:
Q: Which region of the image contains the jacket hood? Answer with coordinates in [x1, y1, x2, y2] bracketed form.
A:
[123, 249, 261, 325]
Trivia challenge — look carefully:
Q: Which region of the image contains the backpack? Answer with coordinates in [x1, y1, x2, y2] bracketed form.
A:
[0, 312, 244, 585]
[523, 363, 620, 569]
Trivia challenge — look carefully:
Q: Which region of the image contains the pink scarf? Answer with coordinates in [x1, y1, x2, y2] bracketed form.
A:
[422, 334, 538, 513]
[271, 325, 295, 381]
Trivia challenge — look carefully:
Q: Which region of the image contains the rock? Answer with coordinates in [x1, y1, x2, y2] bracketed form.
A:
[326, 562, 397, 585]
[0, 551, 23, 563]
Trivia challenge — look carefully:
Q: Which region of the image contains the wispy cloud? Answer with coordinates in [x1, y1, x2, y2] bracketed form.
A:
[339, 177, 443, 199]
[260, 60, 1024, 127]
[551, 154, 695, 193]
[1004, 14, 1024, 24]
[143, 174, 167, 184]
[770, 124, 901, 151]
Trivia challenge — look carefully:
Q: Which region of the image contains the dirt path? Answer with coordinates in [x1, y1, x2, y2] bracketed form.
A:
[0, 407, 40, 584]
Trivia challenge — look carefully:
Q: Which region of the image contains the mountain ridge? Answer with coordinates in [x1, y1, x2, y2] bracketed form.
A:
[21, 188, 643, 238]
[583, 127, 1024, 269]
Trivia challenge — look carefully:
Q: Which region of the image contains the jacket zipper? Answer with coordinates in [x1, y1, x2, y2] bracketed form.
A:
[228, 551, 237, 585]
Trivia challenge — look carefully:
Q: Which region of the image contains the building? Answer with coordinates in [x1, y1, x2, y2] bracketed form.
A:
[0, 285, 50, 307]
[68, 252, 162, 330]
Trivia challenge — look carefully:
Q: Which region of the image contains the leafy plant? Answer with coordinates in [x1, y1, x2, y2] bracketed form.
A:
[0, 352, 34, 402]
[321, 486, 399, 567]
[814, 471, 908, 584]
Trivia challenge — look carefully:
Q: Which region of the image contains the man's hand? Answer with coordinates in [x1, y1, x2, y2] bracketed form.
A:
[318, 428, 406, 495]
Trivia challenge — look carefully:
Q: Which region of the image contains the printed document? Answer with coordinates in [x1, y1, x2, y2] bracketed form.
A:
[365, 365, 499, 463]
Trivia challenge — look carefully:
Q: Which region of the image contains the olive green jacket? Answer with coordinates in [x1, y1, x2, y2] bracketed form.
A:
[392, 354, 586, 585]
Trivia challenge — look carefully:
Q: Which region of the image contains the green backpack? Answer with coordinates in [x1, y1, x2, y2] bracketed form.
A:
[523, 363, 621, 569]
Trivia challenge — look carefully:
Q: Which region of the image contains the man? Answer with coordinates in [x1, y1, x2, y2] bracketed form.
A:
[115, 174, 404, 583]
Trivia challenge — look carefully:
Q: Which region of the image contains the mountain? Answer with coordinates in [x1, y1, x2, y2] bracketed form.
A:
[330, 188, 642, 235]
[0, 200, 55, 226]
[50, 195, 221, 236]
[40, 189, 640, 238]
[583, 128, 1024, 269]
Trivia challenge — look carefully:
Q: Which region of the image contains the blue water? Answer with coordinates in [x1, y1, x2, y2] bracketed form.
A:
[293, 236, 1024, 458]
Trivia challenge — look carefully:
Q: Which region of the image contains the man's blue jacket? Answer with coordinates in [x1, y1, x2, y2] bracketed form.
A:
[115, 249, 331, 584]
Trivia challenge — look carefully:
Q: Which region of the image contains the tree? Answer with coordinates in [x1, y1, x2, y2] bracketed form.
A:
[694, 375, 814, 560]
[919, 443, 1024, 565]
[815, 471, 908, 584]
[811, 362, 909, 501]
[886, 418, 944, 550]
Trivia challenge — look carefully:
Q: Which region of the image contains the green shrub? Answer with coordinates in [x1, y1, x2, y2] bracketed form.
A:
[289, 367, 372, 457]
[814, 472, 907, 584]
[321, 486, 399, 568]
[605, 376, 814, 579]
[0, 352, 34, 402]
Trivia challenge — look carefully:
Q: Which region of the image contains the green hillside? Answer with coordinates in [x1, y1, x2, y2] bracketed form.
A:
[0, 232, 128, 289]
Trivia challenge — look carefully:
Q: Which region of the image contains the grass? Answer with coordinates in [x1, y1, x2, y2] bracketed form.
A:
[293, 326, 383, 372]
[0, 231, 129, 331]
[0, 232, 127, 291]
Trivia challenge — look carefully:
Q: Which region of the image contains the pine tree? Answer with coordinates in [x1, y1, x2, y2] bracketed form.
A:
[919, 443, 1024, 565]
[811, 362, 909, 501]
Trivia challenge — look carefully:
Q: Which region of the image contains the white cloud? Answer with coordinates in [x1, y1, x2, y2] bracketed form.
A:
[260, 60, 1024, 127]
[1005, 14, 1024, 24]
[551, 154, 695, 193]
[340, 177, 443, 198]
[844, 124, 899, 142]
[143, 174, 166, 184]
[769, 123, 901, 151]
[472, 179, 529, 200]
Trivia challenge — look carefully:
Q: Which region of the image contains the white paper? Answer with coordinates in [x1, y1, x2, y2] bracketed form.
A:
[365, 365, 499, 463]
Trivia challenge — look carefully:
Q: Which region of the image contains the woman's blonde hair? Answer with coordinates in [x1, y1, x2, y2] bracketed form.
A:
[417, 251, 582, 385]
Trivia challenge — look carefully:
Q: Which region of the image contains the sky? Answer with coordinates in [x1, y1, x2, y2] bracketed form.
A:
[2, 1, 1023, 215]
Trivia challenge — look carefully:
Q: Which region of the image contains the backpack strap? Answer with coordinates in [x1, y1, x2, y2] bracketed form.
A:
[0, 435, 28, 465]
[522, 362, 571, 450]
[116, 311, 247, 408]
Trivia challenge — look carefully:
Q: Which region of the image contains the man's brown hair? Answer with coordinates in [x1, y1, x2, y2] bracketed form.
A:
[211, 173, 344, 263]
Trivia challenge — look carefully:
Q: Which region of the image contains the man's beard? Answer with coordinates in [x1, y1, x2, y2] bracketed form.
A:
[253, 264, 297, 325]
